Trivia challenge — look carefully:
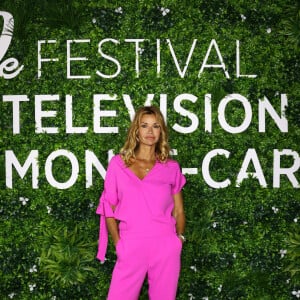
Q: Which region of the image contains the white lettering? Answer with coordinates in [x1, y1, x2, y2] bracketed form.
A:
[65, 95, 88, 133]
[218, 94, 252, 133]
[93, 94, 118, 133]
[35, 95, 59, 133]
[45, 150, 79, 189]
[236, 148, 267, 187]
[157, 39, 161, 77]
[205, 94, 212, 132]
[125, 39, 145, 78]
[167, 39, 197, 78]
[202, 149, 231, 188]
[198, 39, 230, 78]
[37, 40, 59, 78]
[273, 149, 300, 188]
[3, 95, 29, 134]
[0, 11, 24, 78]
[259, 95, 288, 132]
[96, 38, 121, 79]
[67, 39, 91, 79]
[5, 150, 39, 188]
[173, 94, 198, 134]
[85, 150, 107, 188]
[236, 40, 257, 78]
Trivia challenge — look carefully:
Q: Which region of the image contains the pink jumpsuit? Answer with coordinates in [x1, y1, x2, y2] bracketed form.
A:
[96, 154, 186, 300]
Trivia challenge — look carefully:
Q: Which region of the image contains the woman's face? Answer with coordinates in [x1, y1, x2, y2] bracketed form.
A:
[137, 114, 161, 147]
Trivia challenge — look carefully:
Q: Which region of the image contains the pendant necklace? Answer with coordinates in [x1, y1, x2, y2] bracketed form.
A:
[136, 157, 154, 173]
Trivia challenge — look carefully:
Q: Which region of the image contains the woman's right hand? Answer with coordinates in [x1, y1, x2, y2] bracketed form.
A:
[113, 237, 120, 247]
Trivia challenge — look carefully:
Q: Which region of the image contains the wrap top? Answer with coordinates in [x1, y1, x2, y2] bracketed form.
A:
[96, 154, 186, 262]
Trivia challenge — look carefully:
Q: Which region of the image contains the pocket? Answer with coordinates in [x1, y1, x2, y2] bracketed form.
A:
[174, 234, 183, 250]
[116, 238, 129, 261]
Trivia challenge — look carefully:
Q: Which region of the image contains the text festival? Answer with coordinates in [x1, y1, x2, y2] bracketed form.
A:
[1, 11, 299, 190]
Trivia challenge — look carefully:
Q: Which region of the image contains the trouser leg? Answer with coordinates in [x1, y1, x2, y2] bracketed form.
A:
[147, 234, 182, 300]
[107, 238, 147, 300]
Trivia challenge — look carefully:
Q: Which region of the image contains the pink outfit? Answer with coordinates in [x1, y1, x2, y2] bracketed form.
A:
[96, 154, 186, 299]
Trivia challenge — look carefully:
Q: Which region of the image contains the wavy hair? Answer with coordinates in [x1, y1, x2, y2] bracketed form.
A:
[120, 106, 170, 166]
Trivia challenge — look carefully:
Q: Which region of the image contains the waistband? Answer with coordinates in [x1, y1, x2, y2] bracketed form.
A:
[97, 215, 177, 262]
[119, 226, 176, 239]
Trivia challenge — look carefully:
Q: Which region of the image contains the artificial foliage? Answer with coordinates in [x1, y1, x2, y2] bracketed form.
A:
[0, 0, 300, 299]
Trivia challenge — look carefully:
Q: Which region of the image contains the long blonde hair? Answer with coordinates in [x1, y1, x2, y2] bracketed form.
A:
[120, 106, 170, 166]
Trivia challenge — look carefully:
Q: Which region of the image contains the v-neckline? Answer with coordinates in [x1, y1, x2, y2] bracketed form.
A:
[120, 156, 158, 181]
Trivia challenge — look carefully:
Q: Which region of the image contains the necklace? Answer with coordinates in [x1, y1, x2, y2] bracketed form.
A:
[135, 154, 156, 174]
[135, 158, 154, 173]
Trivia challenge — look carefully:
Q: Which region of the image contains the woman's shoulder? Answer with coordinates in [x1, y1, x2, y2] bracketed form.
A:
[108, 154, 124, 168]
[164, 158, 182, 169]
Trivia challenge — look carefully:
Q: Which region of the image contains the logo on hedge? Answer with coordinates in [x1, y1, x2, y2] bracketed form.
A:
[0, 11, 24, 79]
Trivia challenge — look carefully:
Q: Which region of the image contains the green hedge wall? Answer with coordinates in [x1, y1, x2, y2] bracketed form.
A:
[1, 0, 300, 299]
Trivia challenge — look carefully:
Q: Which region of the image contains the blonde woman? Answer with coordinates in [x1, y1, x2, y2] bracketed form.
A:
[96, 106, 186, 300]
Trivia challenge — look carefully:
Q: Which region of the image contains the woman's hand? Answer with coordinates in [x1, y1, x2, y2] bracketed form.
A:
[106, 217, 120, 246]
[172, 191, 186, 242]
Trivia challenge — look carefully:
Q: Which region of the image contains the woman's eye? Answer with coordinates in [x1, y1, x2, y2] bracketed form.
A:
[140, 124, 160, 129]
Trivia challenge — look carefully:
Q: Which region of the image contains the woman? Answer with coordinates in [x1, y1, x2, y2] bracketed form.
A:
[96, 106, 186, 300]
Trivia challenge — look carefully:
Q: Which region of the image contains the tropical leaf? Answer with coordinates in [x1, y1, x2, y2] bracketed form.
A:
[285, 226, 300, 282]
[39, 0, 88, 32]
[280, 1, 300, 51]
[39, 224, 97, 288]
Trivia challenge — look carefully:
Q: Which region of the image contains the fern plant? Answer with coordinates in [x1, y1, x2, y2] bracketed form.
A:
[280, 1, 300, 51]
[39, 224, 97, 288]
[285, 225, 300, 284]
[39, 0, 88, 32]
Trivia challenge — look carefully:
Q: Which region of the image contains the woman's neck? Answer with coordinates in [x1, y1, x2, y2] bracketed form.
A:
[135, 146, 156, 161]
